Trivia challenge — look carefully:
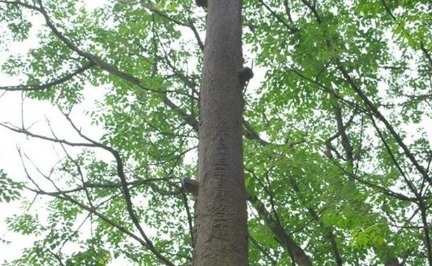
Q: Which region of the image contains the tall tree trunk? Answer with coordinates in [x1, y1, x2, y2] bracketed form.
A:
[193, 0, 248, 265]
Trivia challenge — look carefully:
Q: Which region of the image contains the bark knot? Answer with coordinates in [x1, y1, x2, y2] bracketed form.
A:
[238, 67, 254, 86]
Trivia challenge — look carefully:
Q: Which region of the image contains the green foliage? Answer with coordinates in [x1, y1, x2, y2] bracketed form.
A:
[1, 0, 432, 265]
[0, 170, 24, 203]
[4, 241, 59, 266]
[65, 248, 111, 266]
[6, 213, 43, 236]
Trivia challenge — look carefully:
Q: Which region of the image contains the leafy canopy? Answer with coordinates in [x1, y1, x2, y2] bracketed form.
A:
[0, 0, 431, 265]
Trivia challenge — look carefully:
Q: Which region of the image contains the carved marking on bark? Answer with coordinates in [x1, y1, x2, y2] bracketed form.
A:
[210, 120, 229, 240]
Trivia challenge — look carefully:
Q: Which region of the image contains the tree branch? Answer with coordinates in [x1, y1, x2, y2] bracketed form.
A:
[0, 62, 94, 91]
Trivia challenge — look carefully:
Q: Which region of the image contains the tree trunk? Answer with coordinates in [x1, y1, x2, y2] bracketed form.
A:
[193, 0, 248, 265]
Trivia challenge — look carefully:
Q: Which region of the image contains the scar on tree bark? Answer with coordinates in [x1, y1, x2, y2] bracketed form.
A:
[238, 67, 254, 86]
[195, 0, 207, 8]
[182, 68, 253, 198]
[182, 178, 198, 196]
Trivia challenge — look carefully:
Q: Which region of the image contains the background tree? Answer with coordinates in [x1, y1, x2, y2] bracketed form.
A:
[0, 0, 431, 265]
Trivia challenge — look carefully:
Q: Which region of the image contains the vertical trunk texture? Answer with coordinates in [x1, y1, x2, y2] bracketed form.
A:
[193, 0, 248, 265]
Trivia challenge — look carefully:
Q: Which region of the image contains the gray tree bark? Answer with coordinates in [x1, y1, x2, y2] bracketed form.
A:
[193, 0, 248, 265]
